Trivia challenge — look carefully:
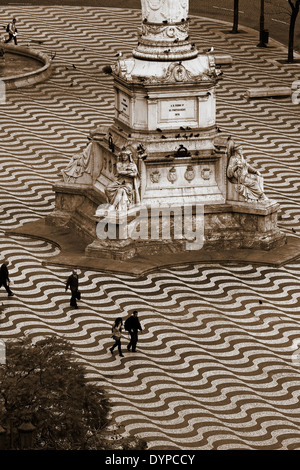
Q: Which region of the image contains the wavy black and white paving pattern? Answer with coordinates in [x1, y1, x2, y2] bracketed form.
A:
[1, 6, 300, 450]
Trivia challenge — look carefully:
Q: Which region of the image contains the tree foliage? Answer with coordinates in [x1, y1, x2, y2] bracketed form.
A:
[0, 336, 147, 450]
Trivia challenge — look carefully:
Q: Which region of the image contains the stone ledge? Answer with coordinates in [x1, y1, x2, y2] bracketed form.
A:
[226, 199, 280, 215]
[52, 182, 105, 204]
[246, 86, 291, 99]
[214, 54, 233, 65]
[5, 218, 300, 276]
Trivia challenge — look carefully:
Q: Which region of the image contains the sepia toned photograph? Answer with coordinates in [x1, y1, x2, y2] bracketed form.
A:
[0, 0, 300, 459]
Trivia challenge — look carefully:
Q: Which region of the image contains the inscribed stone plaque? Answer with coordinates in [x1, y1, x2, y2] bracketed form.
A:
[159, 98, 196, 123]
[118, 92, 130, 123]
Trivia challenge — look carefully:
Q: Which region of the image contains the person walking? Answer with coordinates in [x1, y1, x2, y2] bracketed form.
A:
[65, 270, 79, 309]
[124, 310, 142, 352]
[0, 260, 14, 297]
[5, 18, 18, 45]
[109, 317, 124, 357]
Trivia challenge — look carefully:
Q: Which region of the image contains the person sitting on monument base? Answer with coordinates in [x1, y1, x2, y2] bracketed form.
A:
[226, 139, 268, 203]
[105, 149, 140, 212]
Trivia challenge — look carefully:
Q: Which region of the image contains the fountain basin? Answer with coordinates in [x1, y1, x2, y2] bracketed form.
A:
[0, 44, 52, 89]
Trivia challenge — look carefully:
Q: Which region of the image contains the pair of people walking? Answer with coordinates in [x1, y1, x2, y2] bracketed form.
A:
[110, 311, 142, 357]
[1, 265, 81, 306]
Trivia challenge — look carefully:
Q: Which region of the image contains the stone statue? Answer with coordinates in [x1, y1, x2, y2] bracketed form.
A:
[61, 142, 93, 183]
[226, 139, 268, 203]
[141, 0, 189, 23]
[105, 149, 140, 211]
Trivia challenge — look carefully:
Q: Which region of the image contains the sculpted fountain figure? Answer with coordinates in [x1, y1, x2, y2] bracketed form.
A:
[226, 138, 268, 203]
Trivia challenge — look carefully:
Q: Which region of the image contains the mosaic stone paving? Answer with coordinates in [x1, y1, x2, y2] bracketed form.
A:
[1, 5, 300, 450]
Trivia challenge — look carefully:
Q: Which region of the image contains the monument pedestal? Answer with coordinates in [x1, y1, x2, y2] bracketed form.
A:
[47, 178, 285, 260]
[45, 0, 286, 264]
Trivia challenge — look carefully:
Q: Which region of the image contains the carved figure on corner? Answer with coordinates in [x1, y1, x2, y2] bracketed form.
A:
[105, 149, 140, 211]
[61, 142, 93, 183]
[108, 133, 115, 152]
[137, 143, 147, 161]
[226, 138, 268, 203]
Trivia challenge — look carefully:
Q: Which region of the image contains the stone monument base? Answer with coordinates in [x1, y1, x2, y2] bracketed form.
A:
[46, 181, 286, 261]
[6, 217, 299, 276]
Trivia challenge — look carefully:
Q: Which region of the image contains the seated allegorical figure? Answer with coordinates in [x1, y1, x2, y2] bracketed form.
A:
[226, 138, 268, 203]
[61, 141, 93, 183]
[105, 148, 140, 211]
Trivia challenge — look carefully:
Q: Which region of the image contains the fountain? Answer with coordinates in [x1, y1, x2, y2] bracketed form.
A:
[0, 35, 52, 89]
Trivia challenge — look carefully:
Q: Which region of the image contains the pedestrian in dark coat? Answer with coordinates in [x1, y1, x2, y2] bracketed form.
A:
[124, 310, 142, 352]
[5, 18, 18, 45]
[65, 270, 79, 309]
[0, 260, 14, 296]
[109, 317, 124, 357]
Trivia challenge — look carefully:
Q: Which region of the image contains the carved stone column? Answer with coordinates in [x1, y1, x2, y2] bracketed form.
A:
[141, 0, 189, 23]
[135, 0, 196, 61]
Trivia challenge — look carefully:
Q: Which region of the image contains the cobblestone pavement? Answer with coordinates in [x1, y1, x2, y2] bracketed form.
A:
[1, 5, 300, 450]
